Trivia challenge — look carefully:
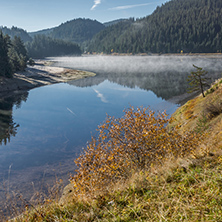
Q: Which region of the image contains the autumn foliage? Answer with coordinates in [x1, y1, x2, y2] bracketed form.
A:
[71, 106, 200, 194]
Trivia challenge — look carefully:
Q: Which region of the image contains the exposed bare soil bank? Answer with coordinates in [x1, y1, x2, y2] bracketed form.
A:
[0, 60, 96, 95]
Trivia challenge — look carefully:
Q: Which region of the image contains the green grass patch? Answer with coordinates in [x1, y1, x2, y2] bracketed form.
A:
[12, 154, 222, 221]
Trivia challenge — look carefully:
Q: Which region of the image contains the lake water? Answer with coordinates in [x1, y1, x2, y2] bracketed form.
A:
[0, 55, 222, 206]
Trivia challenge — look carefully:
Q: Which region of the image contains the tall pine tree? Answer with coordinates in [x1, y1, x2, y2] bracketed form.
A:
[0, 32, 12, 77]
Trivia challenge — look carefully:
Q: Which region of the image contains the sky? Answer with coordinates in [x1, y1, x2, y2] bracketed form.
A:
[0, 0, 168, 32]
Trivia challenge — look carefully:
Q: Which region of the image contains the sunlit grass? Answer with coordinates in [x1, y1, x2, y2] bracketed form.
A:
[12, 153, 222, 221]
[70, 106, 201, 195]
[8, 78, 222, 222]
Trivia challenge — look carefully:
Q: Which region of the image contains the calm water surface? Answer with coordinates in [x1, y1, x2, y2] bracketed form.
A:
[0, 55, 222, 202]
[0, 81, 177, 172]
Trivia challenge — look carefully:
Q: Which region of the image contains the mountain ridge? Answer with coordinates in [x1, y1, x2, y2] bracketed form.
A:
[0, 26, 32, 42]
[1, 0, 222, 55]
[87, 0, 222, 54]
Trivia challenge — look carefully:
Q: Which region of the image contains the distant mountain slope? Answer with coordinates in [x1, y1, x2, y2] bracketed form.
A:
[88, 19, 135, 53]
[49, 18, 105, 44]
[26, 35, 82, 58]
[87, 0, 222, 53]
[29, 28, 54, 38]
[103, 19, 128, 27]
[0, 26, 32, 42]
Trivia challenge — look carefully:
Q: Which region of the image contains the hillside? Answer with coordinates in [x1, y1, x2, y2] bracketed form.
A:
[0, 26, 32, 43]
[170, 78, 222, 150]
[103, 19, 128, 27]
[87, 0, 222, 54]
[9, 78, 222, 221]
[29, 18, 125, 43]
[88, 18, 135, 53]
[26, 35, 82, 58]
[2, 0, 222, 54]
[28, 28, 54, 38]
[48, 18, 105, 44]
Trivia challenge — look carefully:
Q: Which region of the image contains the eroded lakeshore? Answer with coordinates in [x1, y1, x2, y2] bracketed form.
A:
[0, 60, 96, 96]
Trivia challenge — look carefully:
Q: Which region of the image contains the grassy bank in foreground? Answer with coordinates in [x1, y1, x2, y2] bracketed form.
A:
[9, 78, 222, 221]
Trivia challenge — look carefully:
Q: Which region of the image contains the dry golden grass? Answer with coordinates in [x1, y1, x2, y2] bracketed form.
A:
[11, 152, 222, 222]
[171, 78, 222, 151]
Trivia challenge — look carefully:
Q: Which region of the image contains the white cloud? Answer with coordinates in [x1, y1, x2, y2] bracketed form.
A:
[109, 3, 152, 11]
[91, 0, 101, 10]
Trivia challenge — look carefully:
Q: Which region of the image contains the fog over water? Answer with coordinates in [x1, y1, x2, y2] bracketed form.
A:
[50, 55, 222, 101]
[50, 55, 222, 74]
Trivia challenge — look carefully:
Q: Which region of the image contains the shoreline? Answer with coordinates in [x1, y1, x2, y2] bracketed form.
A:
[0, 60, 96, 97]
[85, 52, 222, 58]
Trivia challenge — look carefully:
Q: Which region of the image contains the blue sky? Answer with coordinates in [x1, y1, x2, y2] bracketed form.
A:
[0, 0, 168, 32]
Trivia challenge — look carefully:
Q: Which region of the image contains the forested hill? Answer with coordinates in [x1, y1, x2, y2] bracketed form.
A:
[0, 26, 32, 43]
[87, 0, 222, 54]
[49, 18, 105, 44]
[103, 19, 128, 27]
[26, 35, 82, 58]
[28, 28, 54, 38]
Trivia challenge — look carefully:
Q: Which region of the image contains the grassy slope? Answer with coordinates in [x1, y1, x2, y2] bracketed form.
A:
[171, 78, 222, 152]
[11, 79, 222, 222]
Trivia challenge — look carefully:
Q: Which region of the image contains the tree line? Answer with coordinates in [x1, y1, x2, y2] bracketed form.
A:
[0, 31, 82, 78]
[0, 30, 82, 78]
[1, 26, 32, 43]
[0, 32, 28, 78]
[87, 0, 222, 54]
[1, 0, 221, 76]
[26, 35, 82, 59]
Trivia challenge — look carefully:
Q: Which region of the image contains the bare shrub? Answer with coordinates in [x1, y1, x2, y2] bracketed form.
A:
[71, 106, 201, 195]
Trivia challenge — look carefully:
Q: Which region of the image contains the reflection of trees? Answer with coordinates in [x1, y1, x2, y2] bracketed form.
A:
[69, 70, 221, 101]
[0, 92, 29, 145]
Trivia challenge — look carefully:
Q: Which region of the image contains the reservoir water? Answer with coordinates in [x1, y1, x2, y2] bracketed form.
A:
[0, 55, 222, 205]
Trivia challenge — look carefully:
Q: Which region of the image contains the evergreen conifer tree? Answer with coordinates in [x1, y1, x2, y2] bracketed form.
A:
[0, 32, 12, 77]
[187, 65, 210, 97]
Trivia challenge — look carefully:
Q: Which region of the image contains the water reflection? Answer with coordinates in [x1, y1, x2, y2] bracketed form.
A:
[69, 70, 220, 102]
[0, 55, 221, 213]
[0, 92, 28, 145]
[53, 55, 222, 102]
